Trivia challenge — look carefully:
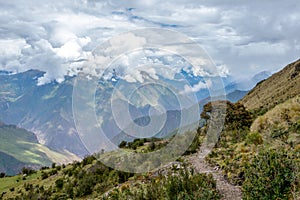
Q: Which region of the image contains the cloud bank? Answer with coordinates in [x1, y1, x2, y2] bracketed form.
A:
[1, 0, 300, 84]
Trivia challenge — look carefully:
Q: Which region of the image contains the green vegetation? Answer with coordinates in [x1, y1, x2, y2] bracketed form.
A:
[118, 137, 168, 152]
[0, 155, 133, 199]
[202, 101, 254, 185]
[202, 98, 300, 199]
[0, 155, 219, 200]
[251, 95, 300, 147]
[102, 166, 219, 200]
[243, 147, 298, 199]
[0, 123, 79, 175]
[1, 74, 300, 199]
[0, 171, 40, 194]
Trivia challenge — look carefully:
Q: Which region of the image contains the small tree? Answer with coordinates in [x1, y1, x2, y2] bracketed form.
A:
[118, 141, 127, 148]
[55, 178, 64, 190]
[149, 141, 156, 151]
[201, 101, 252, 130]
[0, 172, 5, 178]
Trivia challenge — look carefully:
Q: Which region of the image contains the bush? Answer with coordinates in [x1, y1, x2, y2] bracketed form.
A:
[246, 132, 263, 145]
[49, 169, 58, 176]
[0, 172, 5, 178]
[55, 178, 64, 190]
[118, 141, 127, 148]
[243, 148, 296, 199]
[82, 155, 96, 166]
[201, 101, 253, 130]
[40, 166, 49, 170]
[102, 167, 220, 200]
[21, 167, 35, 175]
[41, 171, 48, 180]
[52, 163, 56, 169]
[56, 166, 61, 171]
[76, 174, 95, 197]
[290, 120, 300, 132]
[149, 141, 156, 151]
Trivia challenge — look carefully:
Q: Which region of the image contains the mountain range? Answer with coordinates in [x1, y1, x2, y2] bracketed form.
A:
[0, 59, 299, 199]
[0, 68, 271, 172]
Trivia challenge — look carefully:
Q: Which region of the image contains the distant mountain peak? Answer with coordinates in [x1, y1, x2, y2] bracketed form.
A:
[251, 71, 272, 82]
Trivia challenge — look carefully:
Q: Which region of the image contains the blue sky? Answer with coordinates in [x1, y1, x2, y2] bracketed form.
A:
[1, 0, 300, 84]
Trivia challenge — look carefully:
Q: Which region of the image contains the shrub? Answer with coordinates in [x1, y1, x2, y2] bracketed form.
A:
[246, 132, 263, 145]
[118, 141, 127, 148]
[0, 172, 5, 178]
[41, 171, 48, 180]
[52, 163, 56, 169]
[243, 148, 296, 199]
[102, 167, 220, 200]
[49, 169, 58, 176]
[24, 183, 33, 192]
[149, 141, 156, 151]
[201, 101, 253, 130]
[290, 120, 300, 132]
[40, 166, 49, 170]
[76, 174, 95, 197]
[82, 155, 96, 166]
[21, 167, 35, 175]
[271, 127, 288, 139]
[55, 178, 64, 190]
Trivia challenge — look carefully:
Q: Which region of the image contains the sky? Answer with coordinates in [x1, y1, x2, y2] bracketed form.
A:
[1, 0, 300, 85]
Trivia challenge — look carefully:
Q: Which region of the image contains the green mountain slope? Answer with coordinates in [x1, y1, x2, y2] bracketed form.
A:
[0, 152, 27, 176]
[251, 95, 300, 146]
[0, 122, 80, 175]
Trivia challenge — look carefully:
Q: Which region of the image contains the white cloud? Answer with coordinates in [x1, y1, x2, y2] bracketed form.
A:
[1, 0, 300, 83]
[55, 37, 91, 59]
[182, 79, 212, 94]
[216, 65, 230, 77]
[0, 39, 27, 71]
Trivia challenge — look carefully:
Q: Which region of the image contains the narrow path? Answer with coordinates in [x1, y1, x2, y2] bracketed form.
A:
[103, 148, 243, 199]
[187, 150, 242, 200]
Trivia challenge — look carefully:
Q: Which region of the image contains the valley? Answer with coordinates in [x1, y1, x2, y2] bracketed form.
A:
[0, 59, 299, 199]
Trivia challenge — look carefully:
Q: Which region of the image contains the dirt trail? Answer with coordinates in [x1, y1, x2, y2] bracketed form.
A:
[187, 150, 242, 200]
[103, 147, 242, 199]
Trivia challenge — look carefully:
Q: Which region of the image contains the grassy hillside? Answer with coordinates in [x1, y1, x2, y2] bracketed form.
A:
[204, 99, 300, 199]
[240, 59, 300, 112]
[0, 123, 80, 175]
[0, 155, 219, 200]
[0, 98, 299, 199]
[1, 62, 300, 199]
[251, 95, 300, 147]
